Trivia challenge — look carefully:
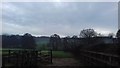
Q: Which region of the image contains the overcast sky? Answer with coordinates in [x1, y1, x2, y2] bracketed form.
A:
[2, 2, 118, 37]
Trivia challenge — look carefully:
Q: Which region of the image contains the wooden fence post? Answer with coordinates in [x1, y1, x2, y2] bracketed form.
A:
[8, 50, 11, 63]
[109, 56, 112, 64]
[2, 56, 5, 68]
[50, 50, 52, 64]
[21, 50, 24, 67]
[35, 50, 38, 66]
[39, 50, 41, 55]
[16, 51, 18, 67]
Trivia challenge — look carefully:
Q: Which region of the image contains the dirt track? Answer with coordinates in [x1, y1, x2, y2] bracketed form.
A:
[46, 58, 81, 66]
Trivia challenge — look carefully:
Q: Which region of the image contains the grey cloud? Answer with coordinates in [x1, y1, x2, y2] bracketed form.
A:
[2, 2, 118, 36]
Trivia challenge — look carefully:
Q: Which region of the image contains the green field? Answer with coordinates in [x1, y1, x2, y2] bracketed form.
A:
[1, 48, 73, 58]
[52, 51, 73, 58]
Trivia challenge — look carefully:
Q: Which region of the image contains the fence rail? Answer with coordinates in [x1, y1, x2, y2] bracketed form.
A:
[2, 49, 52, 67]
[80, 50, 120, 66]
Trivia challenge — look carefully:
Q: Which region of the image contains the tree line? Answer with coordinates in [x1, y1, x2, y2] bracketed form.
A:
[49, 29, 119, 48]
[2, 33, 36, 49]
[2, 28, 120, 55]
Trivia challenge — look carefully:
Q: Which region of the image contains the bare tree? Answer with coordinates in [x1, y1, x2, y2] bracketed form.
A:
[116, 29, 120, 55]
[72, 35, 78, 38]
[108, 33, 115, 38]
[80, 29, 97, 38]
[116, 29, 120, 45]
[116, 29, 120, 38]
[63, 36, 70, 51]
[49, 34, 61, 50]
[71, 35, 79, 47]
[79, 29, 97, 47]
[22, 33, 36, 49]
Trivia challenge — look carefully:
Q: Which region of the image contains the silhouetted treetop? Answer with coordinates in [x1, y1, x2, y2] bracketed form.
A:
[22, 33, 36, 49]
[49, 34, 62, 50]
[50, 34, 60, 38]
[24, 33, 32, 37]
[72, 35, 78, 39]
[80, 29, 97, 38]
[116, 29, 120, 38]
[108, 33, 114, 38]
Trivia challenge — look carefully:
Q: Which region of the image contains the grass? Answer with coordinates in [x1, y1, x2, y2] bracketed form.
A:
[38, 51, 73, 58]
[0, 48, 30, 55]
[52, 51, 73, 58]
[1, 48, 73, 58]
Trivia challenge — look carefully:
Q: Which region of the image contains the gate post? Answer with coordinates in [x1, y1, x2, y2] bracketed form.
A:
[2, 56, 5, 68]
[109, 56, 112, 64]
[50, 50, 52, 64]
[8, 50, 11, 63]
[35, 50, 38, 66]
